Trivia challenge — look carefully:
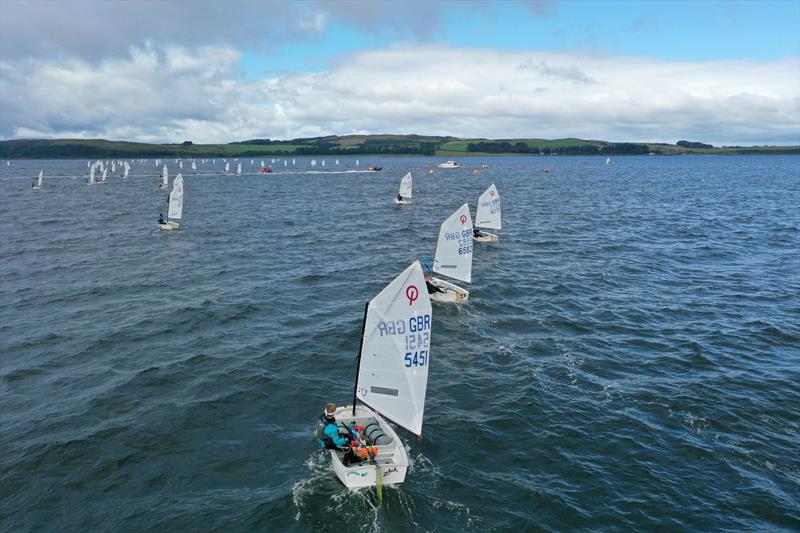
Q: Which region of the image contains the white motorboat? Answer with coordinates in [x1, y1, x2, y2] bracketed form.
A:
[325, 260, 432, 488]
[394, 172, 413, 205]
[159, 173, 183, 230]
[437, 160, 460, 169]
[473, 184, 501, 242]
[429, 203, 473, 303]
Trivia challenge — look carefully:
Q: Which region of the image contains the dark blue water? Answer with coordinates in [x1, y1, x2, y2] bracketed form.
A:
[1, 156, 798, 531]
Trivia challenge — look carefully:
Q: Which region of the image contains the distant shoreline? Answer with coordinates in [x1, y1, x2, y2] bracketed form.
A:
[1, 135, 798, 159]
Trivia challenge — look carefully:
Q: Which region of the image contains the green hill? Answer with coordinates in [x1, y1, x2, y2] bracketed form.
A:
[1, 136, 797, 159]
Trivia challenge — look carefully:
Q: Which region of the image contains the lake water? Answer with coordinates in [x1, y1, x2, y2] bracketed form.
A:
[1, 156, 798, 531]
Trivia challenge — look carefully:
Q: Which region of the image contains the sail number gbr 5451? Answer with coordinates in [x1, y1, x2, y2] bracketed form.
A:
[376, 314, 432, 368]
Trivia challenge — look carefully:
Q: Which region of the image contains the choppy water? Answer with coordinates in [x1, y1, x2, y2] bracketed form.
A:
[1, 156, 798, 532]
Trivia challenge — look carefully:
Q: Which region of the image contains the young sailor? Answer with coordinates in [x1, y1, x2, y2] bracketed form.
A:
[316, 403, 350, 450]
[158, 213, 166, 225]
[425, 274, 443, 294]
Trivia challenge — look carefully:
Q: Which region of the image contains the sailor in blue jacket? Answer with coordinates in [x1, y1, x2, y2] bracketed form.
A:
[317, 403, 351, 449]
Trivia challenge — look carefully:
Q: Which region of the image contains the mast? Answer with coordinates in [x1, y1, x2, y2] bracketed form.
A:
[351, 301, 370, 416]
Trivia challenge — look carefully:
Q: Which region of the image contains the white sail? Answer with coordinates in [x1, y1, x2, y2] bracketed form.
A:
[191, 160, 197, 171]
[123, 162, 130, 178]
[261, 160, 265, 167]
[356, 159, 359, 166]
[101, 168, 107, 182]
[37, 169, 43, 187]
[322, 160, 326, 166]
[356, 260, 432, 436]
[168, 173, 184, 220]
[284, 160, 287, 166]
[292, 158, 296, 165]
[433, 203, 473, 283]
[475, 184, 501, 230]
[250, 159, 254, 164]
[335, 159, 339, 165]
[236, 162, 242, 175]
[112, 161, 116, 173]
[398, 172, 413, 198]
[89, 164, 96, 183]
[161, 164, 169, 186]
[224, 161, 230, 173]
[179, 160, 183, 169]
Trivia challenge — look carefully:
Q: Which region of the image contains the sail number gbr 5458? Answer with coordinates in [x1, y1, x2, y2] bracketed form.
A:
[377, 314, 432, 368]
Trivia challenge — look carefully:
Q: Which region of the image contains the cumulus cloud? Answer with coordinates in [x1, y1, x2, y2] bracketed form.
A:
[1, 44, 798, 145]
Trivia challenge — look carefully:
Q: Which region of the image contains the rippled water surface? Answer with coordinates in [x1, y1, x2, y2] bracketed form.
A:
[1, 156, 799, 531]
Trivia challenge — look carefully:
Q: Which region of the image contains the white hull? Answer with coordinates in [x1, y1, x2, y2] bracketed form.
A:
[428, 277, 469, 303]
[394, 198, 411, 205]
[328, 405, 409, 488]
[159, 221, 180, 230]
[32, 186, 42, 190]
[474, 231, 499, 242]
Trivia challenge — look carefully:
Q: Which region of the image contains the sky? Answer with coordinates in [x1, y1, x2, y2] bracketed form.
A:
[0, 0, 798, 145]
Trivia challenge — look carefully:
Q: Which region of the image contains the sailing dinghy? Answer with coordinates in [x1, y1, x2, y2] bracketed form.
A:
[86, 164, 96, 185]
[236, 162, 242, 176]
[159, 173, 183, 230]
[473, 184, 501, 242]
[394, 172, 412, 205]
[429, 204, 473, 303]
[159, 165, 168, 188]
[326, 260, 432, 488]
[32, 169, 43, 190]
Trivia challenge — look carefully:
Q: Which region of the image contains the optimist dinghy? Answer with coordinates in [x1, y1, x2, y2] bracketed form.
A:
[86, 164, 96, 185]
[159, 164, 168, 189]
[429, 204, 473, 303]
[473, 184, 501, 242]
[159, 173, 183, 230]
[394, 172, 412, 205]
[32, 169, 43, 190]
[326, 260, 432, 489]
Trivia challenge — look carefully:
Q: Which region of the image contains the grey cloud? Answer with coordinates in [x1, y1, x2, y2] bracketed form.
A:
[517, 59, 595, 83]
[0, 0, 319, 62]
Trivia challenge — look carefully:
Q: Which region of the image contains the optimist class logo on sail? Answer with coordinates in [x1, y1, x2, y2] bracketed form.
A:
[406, 285, 418, 305]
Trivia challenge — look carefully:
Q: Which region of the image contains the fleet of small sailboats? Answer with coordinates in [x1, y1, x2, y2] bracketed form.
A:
[4, 155, 510, 493]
